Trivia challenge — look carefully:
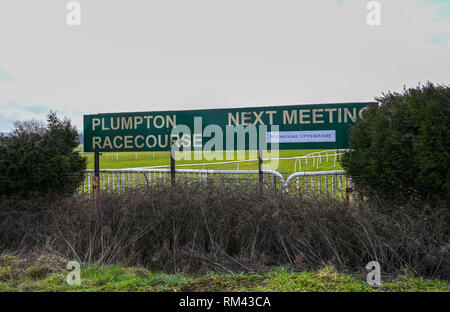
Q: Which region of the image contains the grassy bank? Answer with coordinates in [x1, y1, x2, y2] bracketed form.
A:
[0, 255, 449, 292]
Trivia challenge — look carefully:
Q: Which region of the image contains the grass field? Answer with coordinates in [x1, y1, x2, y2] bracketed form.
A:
[0, 255, 448, 292]
[81, 149, 344, 173]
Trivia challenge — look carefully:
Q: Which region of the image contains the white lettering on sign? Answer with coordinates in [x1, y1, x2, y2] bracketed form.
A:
[92, 115, 176, 131]
[267, 130, 336, 143]
[228, 111, 277, 126]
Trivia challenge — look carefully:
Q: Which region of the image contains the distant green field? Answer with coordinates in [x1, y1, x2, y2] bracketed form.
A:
[79, 148, 344, 173]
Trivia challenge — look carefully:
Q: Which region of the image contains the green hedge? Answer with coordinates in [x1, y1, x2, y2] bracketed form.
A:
[342, 82, 449, 202]
[0, 112, 87, 197]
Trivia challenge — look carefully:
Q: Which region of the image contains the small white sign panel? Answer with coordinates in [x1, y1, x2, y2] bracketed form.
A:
[267, 130, 336, 143]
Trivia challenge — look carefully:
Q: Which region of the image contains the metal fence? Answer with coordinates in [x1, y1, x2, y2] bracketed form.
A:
[283, 170, 346, 199]
[79, 168, 348, 200]
[80, 169, 285, 193]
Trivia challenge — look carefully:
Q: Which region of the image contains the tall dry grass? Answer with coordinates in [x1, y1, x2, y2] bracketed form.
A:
[0, 181, 448, 279]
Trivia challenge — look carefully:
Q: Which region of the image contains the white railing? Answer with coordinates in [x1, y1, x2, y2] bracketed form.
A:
[79, 168, 347, 200]
[80, 168, 285, 194]
[283, 170, 346, 199]
[126, 149, 347, 171]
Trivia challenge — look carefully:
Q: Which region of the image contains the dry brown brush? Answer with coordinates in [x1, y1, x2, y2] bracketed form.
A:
[0, 181, 448, 279]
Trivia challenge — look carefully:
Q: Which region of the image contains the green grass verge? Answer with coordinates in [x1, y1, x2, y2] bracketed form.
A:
[1, 256, 448, 292]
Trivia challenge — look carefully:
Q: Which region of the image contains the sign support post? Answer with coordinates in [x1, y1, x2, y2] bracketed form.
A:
[93, 151, 100, 200]
[258, 150, 263, 193]
[345, 177, 354, 207]
[170, 149, 176, 186]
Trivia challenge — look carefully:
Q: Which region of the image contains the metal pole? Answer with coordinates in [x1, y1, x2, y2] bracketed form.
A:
[345, 176, 354, 206]
[93, 152, 100, 200]
[170, 149, 176, 186]
[258, 149, 263, 193]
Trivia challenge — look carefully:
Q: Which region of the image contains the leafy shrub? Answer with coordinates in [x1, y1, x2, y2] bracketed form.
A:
[0, 112, 86, 197]
[342, 83, 450, 203]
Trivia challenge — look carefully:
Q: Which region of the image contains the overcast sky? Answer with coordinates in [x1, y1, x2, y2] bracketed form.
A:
[0, 0, 448, 132]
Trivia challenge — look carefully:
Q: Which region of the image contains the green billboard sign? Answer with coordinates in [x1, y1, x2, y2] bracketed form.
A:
[83, 102, 375, 152]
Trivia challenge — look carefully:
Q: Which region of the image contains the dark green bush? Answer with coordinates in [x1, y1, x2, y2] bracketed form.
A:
[342, 83, 450, 203]
[0, 112, 87, 197]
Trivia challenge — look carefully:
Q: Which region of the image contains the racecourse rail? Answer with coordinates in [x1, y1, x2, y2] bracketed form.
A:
[79, 168, 348, 200]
